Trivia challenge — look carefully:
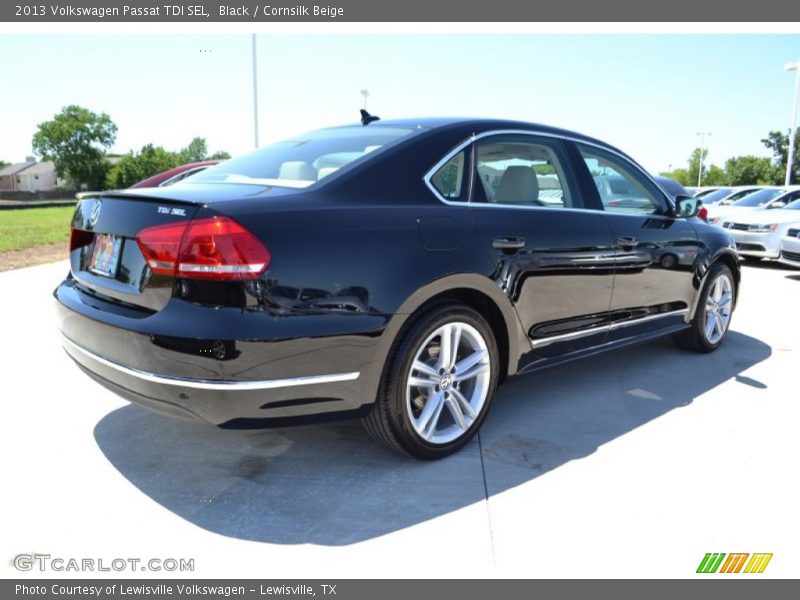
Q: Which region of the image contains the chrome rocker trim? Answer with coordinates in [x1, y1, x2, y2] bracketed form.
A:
[61, 334, 360, 391]
[530, 308, 690, 349]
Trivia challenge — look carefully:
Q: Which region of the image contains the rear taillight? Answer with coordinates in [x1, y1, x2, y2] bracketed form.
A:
[70, 228, 94, 251]
[136, 216, 270, 280]
[698, 206, 708, 222]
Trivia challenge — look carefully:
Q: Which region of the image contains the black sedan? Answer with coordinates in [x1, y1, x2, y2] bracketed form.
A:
[56, 117, 740, 459]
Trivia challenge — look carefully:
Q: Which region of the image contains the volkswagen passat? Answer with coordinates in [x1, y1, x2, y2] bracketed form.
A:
[56, 117, 740, 459]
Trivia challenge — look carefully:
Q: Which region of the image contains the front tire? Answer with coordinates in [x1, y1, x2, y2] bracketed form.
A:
[673, 262, 735, 353]
[363, 304, 500, 459]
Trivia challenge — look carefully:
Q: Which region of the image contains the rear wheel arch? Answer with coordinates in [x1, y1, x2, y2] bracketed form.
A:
[358, 275, 525, 409]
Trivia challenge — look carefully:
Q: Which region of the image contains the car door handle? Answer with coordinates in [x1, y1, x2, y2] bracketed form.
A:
[615, 236, 638, 247]
[492, 237, 525, 250]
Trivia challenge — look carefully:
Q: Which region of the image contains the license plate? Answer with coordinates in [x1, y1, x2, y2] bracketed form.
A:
[88, 233, 123, 278]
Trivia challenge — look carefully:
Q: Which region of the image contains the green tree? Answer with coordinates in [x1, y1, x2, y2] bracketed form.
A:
[723, 155, 777, 185]
[686, 147, 709, 186]
[761, 129, 800, 184]
[32, 105, 117, 189]
[208, 150, 231, 160]
[106, 144, 180, 189]
[659, 167, 691, 186]
[0, 160, 9, 170]
[703, 165, 727, 186]
[179, 137, 208, 163]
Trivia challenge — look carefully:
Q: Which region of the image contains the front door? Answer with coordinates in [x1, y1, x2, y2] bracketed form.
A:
[573, 143, 700, 342]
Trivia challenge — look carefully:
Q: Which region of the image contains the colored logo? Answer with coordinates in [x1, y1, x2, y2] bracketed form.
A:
[696, 553, 773, 574]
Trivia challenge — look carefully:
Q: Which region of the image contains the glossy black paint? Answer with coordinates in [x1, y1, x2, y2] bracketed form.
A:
[55, 117, 740, 427]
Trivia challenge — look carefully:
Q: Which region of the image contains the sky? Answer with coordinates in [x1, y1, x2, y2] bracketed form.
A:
[0, 33, 798, 174]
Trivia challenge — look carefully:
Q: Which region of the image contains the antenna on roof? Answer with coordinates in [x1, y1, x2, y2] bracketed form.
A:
[360, 109, 380, 126]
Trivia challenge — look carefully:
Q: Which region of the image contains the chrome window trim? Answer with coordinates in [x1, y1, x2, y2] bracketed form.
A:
[530, 308, 689, 349]
[62, 334, 360, 391]
[422, 128, 674, 213]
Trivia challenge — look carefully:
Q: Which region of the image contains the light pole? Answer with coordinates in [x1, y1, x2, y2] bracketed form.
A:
[785, 61, 800, 186]
[360, 89, 369, 110]
[252, 34, 259, 149]
[696, 132, 712, 187]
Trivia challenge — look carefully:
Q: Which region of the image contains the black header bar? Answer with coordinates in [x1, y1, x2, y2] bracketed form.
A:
[2, 0, 799, 22]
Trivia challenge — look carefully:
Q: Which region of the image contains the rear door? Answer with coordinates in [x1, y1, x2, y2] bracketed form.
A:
[572, 143, 700, 341]
[464, 133, 617, 360]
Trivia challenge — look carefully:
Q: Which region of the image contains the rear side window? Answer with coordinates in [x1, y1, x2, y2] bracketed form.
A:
[472, 136, 576, 208]
[579, 145, 668, 215]
[430, 150, 467, 201]
[189, 126, 418, 188]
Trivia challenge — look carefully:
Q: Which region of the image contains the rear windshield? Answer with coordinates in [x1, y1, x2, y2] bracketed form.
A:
[189, 126, 418, 188]
[733, 188, 784, 207]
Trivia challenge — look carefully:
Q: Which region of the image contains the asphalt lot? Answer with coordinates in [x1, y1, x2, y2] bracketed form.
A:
[1, 259, 798, 578]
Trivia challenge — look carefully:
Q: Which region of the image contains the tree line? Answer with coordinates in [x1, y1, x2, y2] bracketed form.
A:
[20, 105, 231, 190]
[660, 129, 800, 187]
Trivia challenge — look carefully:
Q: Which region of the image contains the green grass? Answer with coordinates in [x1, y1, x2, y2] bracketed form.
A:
[0, 206, 74, 253]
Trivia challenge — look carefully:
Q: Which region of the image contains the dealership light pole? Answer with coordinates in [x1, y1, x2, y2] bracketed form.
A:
[252, 34, 259, 149]
[696, 132, 712, 187]
[785, 60, 800, 185]
[361, 89, 370, 110]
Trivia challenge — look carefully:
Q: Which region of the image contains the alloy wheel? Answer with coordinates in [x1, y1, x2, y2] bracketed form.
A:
[704, 273, 733, 344]
[405, 321, 492, 445]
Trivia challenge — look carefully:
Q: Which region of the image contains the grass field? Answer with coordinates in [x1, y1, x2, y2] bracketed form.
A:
[0, 206, 74, 253]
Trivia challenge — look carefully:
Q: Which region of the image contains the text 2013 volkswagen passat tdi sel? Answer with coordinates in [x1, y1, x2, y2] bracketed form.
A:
[56, 117, 740, 459]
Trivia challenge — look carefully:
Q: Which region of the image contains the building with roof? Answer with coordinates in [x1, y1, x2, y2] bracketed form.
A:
[0, 158, 60, 192]
[16, 161, 58, 192]
[0, 158, 36, 192]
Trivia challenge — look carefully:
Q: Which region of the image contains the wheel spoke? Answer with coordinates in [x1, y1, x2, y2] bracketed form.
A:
[454, 348, 486, 376]
[438, 324, 453, 371]
[705, 312, 716, 340]
[713, 280, 723, 302]
[408, 375, 436, 389]
[451, 387, 477, 419]
[417, 391, 444, 438]
[454, 361, 489, 382]
[445, 395, 467, 430]
[714, 311, 726, 336]
[718, 291, 732, 310]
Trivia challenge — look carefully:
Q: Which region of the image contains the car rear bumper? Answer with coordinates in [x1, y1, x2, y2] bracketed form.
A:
[55, 279, 387, 426]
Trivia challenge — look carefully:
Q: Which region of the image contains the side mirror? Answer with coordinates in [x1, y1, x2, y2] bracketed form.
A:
[675, 195, 700, 218]
[768, 201, 785, 209]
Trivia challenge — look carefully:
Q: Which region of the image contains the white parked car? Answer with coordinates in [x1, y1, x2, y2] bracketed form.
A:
[707, 187, 800, 225]
[699, 186, 764, 208]
[720, 199, 800, 260]
[778, 228, 800, 269]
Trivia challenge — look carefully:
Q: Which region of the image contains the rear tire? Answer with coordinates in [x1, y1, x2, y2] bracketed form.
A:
[673, 262, 735, 353]
[363, 303, 500, 459]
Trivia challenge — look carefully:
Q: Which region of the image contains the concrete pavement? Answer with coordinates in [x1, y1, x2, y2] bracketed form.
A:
[1, 259, 797, 577]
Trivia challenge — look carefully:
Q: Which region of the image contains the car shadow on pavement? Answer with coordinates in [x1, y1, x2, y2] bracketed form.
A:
[94, 331, 770, 546]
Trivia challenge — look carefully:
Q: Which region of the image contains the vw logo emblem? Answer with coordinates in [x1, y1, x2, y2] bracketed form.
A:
[88, 200, 102, 228]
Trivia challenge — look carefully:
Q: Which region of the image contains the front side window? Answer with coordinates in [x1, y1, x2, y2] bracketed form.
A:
[189, 125, 419, 188]
[472, 136, 575, 208]
[579, 145, 667, 215]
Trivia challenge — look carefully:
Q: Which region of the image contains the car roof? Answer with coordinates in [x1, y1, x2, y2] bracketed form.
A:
[335, 116, 621, 153]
